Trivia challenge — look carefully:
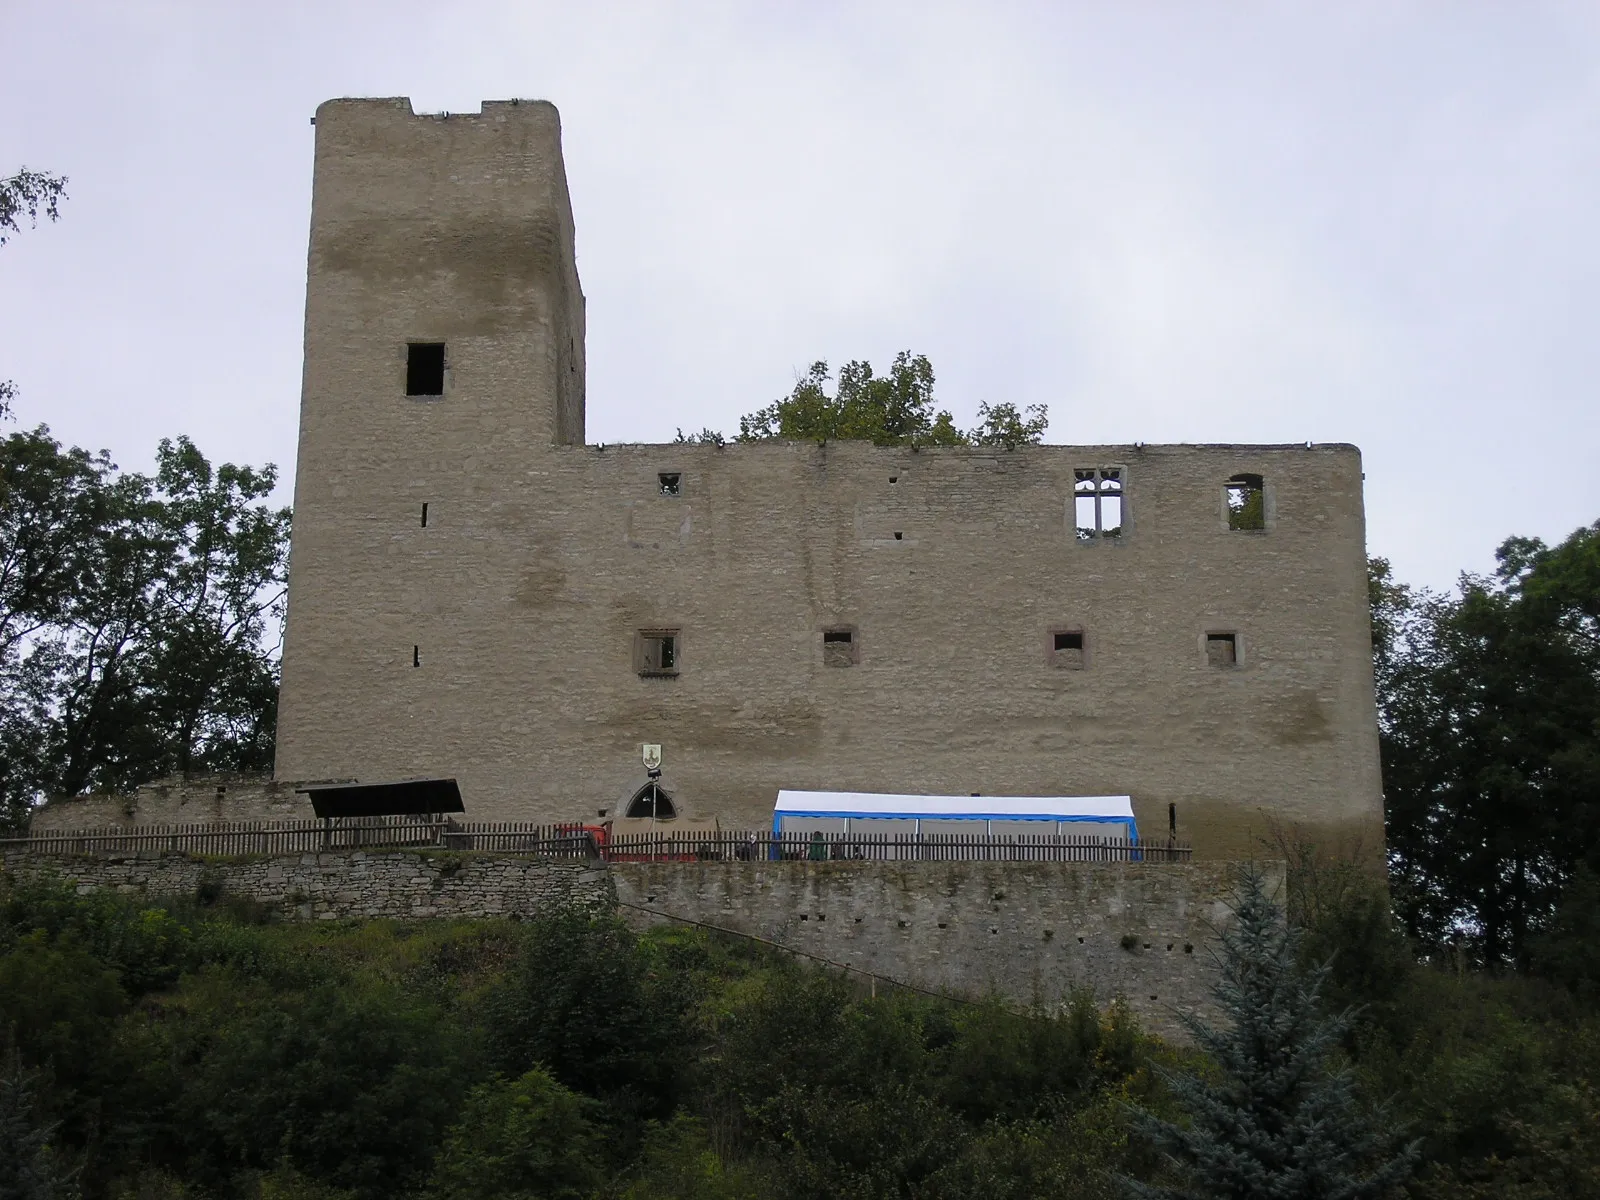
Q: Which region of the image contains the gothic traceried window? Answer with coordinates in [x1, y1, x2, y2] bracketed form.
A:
[1074, 468, 1124, 541]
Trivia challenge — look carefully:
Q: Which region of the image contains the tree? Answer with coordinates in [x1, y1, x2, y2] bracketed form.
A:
[426, 1069, 601, 1200]
[0, 1058, 76, 1200]
[968, 400, 1048, 449]
[1, 168, 68, 421]
[0, 431, 289, 827]
[737, 353, 968, 446]
[1125, 867, 1417, 1199]
[1376, 524, 1600, 968]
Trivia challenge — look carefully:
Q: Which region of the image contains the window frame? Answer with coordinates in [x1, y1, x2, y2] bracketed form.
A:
[1204, 630, 1240, 668]
[1048, 627, 1088, 669]
[822, 626, 858, 667]
[404, 341, 447, 398]
[1223, 473, 1268, 532]
[1072, 466, 1126, 542]
[635, 628, 682, 677]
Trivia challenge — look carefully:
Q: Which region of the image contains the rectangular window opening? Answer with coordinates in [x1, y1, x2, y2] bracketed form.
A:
[1226, 473, 1265, 531]
[420, 503, 429, 528]
[1074, 468, 1124, 540]
[658, 472, 681, 496]
[1052, 630, 1085, 668]
[823, 627, 856, 667]
[637, 630, 679, 676]
[412, 645, 420, 668]
[1206, 632, 1238, 667]
[406, 343, 445, 396]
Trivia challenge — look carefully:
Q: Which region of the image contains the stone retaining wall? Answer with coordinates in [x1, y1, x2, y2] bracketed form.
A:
[1, 849, 611, 921]
[2, 850, 1267, 1038]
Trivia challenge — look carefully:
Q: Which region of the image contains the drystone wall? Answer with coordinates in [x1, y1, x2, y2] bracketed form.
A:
[0, 849, 611, 921]
[614, 859, 1264, 1039]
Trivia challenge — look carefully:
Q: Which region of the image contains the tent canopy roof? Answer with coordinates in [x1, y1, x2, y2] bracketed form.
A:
[773, 790, 1134, 822]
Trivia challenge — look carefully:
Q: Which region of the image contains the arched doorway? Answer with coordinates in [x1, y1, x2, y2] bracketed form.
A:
[625, 782, 677, 820]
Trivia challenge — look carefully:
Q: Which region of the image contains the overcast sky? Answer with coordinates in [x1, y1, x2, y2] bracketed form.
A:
[3, 2, 1597, 589]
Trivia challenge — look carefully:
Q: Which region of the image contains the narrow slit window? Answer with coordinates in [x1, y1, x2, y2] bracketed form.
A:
[1206, 633, 1238, 667]
[637, 630, 679, 677]
[823, 627, 856, 667]
[658, 472, 681, 496]
[1226, 473, 1265, 531]
[412, 645, 420, 668]
[420, 503, 429, 528]
[1074, 468, 1124, 540]
[406, 343, 445, 396]
[1052, 630, 1085, 669]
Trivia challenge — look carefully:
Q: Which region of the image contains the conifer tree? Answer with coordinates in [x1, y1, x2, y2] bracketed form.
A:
[1126, 867, 1417, 1200]
[0, 1059, 74, 1200]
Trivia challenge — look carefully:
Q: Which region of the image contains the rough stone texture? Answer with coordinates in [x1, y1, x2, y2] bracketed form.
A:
[1, 849, 611, 921]
[611, 859, 1267, 1038]
[29, 776, 329, 830]
[273, 96, 1384, 861]
[1, 849, 1269, 1037]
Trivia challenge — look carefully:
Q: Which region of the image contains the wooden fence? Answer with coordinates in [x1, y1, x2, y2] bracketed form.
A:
[1, 819, 1191, 865]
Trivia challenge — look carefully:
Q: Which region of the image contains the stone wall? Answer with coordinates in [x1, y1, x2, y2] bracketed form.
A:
[1, 850, 1264, 1037]
[617, 859, 1263, 1039]
[29, 776, 329, 831]
[1, 849, 611, 921]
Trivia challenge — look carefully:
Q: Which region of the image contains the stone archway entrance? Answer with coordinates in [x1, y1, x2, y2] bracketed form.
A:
[625, 781, 676, 820]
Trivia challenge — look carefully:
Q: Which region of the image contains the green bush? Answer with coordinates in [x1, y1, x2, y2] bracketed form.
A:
[426, 1069, 600, 1200]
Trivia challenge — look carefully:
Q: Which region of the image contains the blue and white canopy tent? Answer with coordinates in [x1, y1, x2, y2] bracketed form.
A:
[772, 791, 1138, 843]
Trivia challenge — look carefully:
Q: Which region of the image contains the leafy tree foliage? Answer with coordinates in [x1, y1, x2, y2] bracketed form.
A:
[1127, 867, 1417, 1199]
[968, 401, 1048, 449]
[733, 353, 1047, 448]
[0, 169, 66, 248]
[0, 430, 288, 827]
[427, 1069, 601, 1200]
[1373, 522, 1600, 967]
[1, 167, 68, 422]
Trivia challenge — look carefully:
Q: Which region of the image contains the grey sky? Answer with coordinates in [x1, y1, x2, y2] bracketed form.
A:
[3, 1, 1597, 590]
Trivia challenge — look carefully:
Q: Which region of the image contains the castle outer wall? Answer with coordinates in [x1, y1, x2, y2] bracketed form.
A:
[274, 99, 1385, 859]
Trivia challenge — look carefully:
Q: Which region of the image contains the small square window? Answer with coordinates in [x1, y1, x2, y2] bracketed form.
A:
[823, 627, 856, 667]
[1206, 633, 1238, 667]
[406, 343, 445, 396]
[658, 472, 682, 496]
[1226, 474, 1265, 531]
[637, 630, 679, 676]
[1051, 630, 1085, 668]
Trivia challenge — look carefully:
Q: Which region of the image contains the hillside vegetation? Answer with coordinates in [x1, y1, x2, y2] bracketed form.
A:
[3, 857, 1600, 1200]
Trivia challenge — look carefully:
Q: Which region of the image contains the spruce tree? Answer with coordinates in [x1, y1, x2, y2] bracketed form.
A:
[1126, 866, 1417, 1200]
[0, 1059, 73, 1200]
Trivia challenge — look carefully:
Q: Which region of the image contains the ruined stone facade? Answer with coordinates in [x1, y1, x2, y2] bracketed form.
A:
[273, 98, 1384, 859]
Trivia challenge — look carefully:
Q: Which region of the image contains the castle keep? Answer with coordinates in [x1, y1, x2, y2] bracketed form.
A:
[272, 98, 1384, 860]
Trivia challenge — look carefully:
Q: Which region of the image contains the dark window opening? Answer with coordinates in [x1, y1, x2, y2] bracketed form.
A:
[1206, 632, 1238, 667]
[637, 630, 679, 676]
[893, 531, 903, 540]
[412, 645, 420, 668]
[658, 472, 681, 496]
[1052, 630, 1085, 668]
[823, 627, 856, 668]
[406, 343, 445, 396]
[625, 782, 676, 820]
[1226, 473, 1265, 530]
[420, 503, 429, 527]
[1074, 468, 1123, 540]
[889, 475, 899, 484]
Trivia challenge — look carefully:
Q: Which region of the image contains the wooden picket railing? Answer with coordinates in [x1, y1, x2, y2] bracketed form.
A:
[1, 819, 1191, 864]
